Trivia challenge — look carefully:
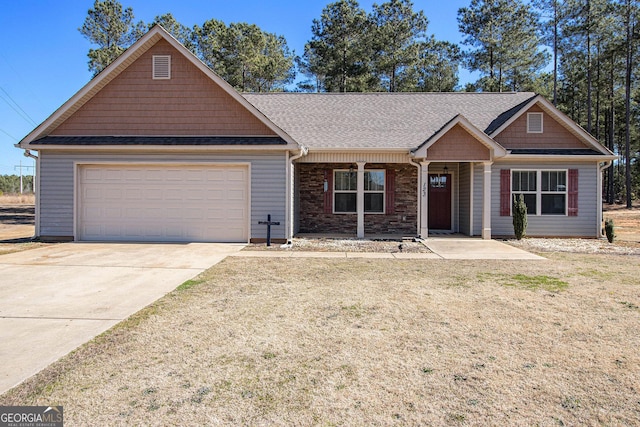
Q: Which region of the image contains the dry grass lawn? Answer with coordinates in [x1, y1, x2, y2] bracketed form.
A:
[2, 253, 639, 425]
[0, 194, 47, 254]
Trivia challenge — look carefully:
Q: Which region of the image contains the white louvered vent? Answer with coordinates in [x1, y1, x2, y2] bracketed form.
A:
[152, 55, 171, 80]
[527, 112, 543, 133]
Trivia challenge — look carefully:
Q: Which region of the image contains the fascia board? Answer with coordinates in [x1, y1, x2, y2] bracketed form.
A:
[500, 154, 618, 162]
[23, 144, 298, 152]
[307, 147, 410, 153]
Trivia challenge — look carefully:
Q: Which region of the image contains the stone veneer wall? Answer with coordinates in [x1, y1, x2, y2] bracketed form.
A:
[297, 163, 418, 235]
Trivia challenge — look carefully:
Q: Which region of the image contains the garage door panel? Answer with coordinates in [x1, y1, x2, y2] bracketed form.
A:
[84, 187, 102, 200]
[121, 170, 141, 181]
[104, 188, 123, 200]
[84, 168, 104, 181]
[228, 189, 245, 200]
[78, 165, 248, 242]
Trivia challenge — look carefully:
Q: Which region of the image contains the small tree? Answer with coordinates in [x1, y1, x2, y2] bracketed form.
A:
[605, 218, 615, 243]
[512, 194, 528, 240]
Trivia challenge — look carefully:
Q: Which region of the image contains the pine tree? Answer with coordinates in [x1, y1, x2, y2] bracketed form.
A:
[79, 0, 145, 75]
[369, 0, 428, 92]
[301, 0, 374, 92]
[149, 13, 194, 51]
[458, 0, 549, 92]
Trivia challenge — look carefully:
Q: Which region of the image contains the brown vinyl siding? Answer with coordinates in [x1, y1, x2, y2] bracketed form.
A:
[426, 124, 490, 160]
[51, 40, 276, 137]
[494, 105, 587, 149]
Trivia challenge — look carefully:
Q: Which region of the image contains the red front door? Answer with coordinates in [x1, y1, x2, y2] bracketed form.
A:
[429, 174, 452, 230]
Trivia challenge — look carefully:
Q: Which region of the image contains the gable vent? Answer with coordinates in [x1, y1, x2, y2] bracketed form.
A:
[152, 55, 171, 79]
[527, 112, 543, 133]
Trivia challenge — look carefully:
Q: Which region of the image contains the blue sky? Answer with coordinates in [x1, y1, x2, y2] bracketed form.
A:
[0, 0, 472, 176]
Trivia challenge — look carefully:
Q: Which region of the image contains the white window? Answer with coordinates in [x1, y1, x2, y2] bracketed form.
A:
[527, 112, 543, 133]
[364, 170, 385, 213]
[334, 170, 385, 214]
[152, 55, 171, 79]
[512, 170, 567, 215]
[334, 170, 357, 213]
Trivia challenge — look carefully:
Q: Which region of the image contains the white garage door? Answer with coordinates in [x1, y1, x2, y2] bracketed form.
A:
[78, 164, 249, 242]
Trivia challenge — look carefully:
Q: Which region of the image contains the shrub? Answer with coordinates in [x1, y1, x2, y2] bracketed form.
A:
[512, 194, 528, 240]
[605, 218, 615, 243]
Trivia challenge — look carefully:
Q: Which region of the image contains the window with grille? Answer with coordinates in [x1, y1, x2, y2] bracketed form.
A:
[333, 170, 385, 213]
[512, 170, 567, 215]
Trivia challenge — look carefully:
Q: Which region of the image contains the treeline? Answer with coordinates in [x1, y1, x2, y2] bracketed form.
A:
[81, 0, 639, 205]
[0, 175, 35, 194]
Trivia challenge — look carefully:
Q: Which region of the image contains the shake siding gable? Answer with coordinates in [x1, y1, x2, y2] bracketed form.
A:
[51, 40, 276, 137]
[494, 105, 588, 150]
[426, 124, 491, 161]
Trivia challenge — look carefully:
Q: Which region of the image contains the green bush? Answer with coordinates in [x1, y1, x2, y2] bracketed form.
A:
[512, 194, 528, 240]
[605, 218, 615, 243]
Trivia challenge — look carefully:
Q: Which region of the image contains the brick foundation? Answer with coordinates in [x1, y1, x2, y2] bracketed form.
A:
[297, 163, 418, 235]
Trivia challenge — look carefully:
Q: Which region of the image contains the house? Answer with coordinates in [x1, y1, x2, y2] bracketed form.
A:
[17, 26, 616, 243]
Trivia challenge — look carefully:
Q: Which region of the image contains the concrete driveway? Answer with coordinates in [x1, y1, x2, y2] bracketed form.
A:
[0, 242, 243, 395]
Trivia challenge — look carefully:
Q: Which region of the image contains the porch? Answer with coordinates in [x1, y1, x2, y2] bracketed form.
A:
[293, 161, 494, 240]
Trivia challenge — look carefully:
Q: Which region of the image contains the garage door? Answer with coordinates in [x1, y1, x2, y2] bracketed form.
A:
[78, 164, 249, 242]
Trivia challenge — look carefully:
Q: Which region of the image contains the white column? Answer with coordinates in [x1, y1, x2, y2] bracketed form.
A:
[469, 162, 474, 236]
[420, 161, 430, 238]
[356, 161, 366, 238]
[482, 162, 493, 240]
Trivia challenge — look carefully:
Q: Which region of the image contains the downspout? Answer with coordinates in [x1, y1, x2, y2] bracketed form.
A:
[408, 156, 421, 239]
[598, 160, 613, 238]
[286, 146, 308, 242]
[23, 149, 39, 238]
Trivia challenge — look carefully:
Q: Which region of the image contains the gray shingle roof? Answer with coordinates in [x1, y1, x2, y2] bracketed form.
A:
[243, 92, 537, 150]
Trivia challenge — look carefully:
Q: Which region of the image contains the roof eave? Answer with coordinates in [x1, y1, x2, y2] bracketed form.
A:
[500, 153, 618, 162]
[307, 147, 412, 153]
[22, 144, 297, 152]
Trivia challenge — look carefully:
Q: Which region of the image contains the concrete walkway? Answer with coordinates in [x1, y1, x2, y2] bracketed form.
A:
[0, 242, 244, 395]
[423, 238, 545, 260]
[232, 239, 544, 260]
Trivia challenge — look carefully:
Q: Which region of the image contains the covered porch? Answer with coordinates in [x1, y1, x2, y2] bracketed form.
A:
[418, 161, 493, 239]
[290, 115, 506, 240]
[412, 114, 508, 240]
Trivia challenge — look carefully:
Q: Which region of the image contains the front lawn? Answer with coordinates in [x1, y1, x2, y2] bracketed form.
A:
[1, 253, 639, 425]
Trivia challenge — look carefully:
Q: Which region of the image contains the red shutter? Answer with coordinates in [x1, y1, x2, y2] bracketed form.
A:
[568, 169, 578, 216]
[323, 169, 333, 214]
[385, 169, 395, 215]
[500, 169, 511, 216]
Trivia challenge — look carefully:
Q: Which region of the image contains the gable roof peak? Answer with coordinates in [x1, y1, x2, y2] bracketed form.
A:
[18, 25, 299, 149]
